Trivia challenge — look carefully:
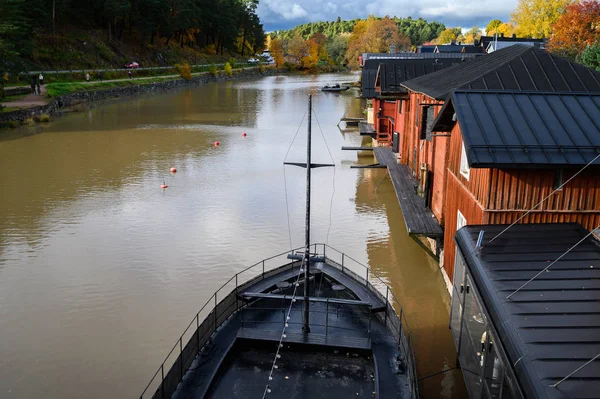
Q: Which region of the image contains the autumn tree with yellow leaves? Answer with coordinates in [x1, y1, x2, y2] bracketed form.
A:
[269, 38, 285, 69]
[511, 0, 573, 38]
[346, 16, 411, 68]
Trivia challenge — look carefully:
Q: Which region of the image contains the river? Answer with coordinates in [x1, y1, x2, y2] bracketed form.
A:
[0, 73, 466, 398]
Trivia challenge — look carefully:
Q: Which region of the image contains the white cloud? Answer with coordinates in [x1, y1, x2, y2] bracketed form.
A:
[262, 0, 308, 21]
[259, 0, 517, 31]
[324, 2, 337, 13]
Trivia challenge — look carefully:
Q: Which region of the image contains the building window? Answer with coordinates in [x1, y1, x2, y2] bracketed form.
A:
[460, 143, 470, 179]
[553, 168, 564, 191]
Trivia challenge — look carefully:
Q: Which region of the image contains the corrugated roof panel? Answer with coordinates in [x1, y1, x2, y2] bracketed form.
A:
[452, 91, 600, 167]
[402, 46, 600, 99]
[455, 223, 600, 399]
[521, 51, 556, 91]
[496, 67, 520, 90]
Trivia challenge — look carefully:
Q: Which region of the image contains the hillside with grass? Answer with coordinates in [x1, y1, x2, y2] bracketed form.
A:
[0, 0, 266, 74]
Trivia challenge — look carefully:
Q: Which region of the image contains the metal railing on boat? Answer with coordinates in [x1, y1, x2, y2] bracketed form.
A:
[139, 244, 419, 399]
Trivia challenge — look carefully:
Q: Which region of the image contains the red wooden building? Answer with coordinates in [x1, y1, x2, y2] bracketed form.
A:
[373, 45, 600, 288]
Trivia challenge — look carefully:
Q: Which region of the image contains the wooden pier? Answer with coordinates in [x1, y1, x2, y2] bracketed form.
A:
[373, 147, 442, 257]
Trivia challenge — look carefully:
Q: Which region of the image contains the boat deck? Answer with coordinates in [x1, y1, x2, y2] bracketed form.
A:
[171, 260, 412, 399]
[373, 147, 442, 238]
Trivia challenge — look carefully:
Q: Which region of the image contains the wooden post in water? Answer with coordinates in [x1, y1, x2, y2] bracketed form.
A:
[303, 94, 312, 334]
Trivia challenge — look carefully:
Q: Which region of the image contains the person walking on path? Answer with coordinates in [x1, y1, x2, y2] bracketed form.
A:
[36, 80, 41, 95]
[86, 72, 90, 82]
[38, 73, 44, 86]
[128, 70, 132, 79]
[30, 75, 37, 95]
[97, 71, 103, 82]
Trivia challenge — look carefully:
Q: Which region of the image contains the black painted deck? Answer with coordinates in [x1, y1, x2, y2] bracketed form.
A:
[373, 147, 442, 238]
[172, 259, 412, 399]
[359, 122, 376, 137]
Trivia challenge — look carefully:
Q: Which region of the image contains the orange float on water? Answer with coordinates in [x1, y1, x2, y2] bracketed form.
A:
[242, 132, 247, 137]
[161, 183, 168, 189]
[214, 141, 220, 147]
[170, 167, 177, 173]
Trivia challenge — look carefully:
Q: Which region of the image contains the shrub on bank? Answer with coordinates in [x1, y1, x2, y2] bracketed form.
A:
[258, 64, 265, 74]
[175, 63, 192, 80]
[224, 62, 233, 77]
[209, 64, 218, 77]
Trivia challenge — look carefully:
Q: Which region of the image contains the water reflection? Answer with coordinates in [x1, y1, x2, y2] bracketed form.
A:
[0, 72, 464, 398]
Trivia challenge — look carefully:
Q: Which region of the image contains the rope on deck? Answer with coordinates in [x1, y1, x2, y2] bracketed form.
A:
[262, 252, 307, 398]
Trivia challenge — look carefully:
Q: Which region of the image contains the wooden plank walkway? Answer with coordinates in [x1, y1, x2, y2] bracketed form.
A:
[373, 147, 443, 238]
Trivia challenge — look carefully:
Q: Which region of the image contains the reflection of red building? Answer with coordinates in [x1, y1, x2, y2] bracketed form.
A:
[395, 45, 600, 288]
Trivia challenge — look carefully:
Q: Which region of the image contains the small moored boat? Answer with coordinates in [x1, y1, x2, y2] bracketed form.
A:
[139, 95, 418, 399]
[321, 84, 350, 92]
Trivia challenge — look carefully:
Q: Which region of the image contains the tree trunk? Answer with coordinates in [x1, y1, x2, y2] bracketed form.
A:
[52, 0, 56, 35]
[108, 20, 113, 43]
[150, 30, 155, 45]
[241, 29, 246, 56]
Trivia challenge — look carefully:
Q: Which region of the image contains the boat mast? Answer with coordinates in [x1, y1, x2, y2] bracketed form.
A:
[302, 94, 312, 333]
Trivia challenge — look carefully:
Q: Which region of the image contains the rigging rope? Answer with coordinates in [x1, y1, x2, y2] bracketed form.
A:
[312, 107, 336, 245]
[261, 253, 308, 399]
[485, 152, 600, 247]
[283, 113, 308, 250]
[506, 223, 600, 299]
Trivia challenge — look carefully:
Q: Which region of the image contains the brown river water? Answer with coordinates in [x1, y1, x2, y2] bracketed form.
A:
[0, 74, 466, 398]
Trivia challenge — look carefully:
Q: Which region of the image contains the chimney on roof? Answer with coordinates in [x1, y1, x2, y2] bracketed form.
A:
[451, 40, 456, 45]
[500, 33, 504, 37]
[474, 39, 479, 46]
[390, 44, 396, 53]
[512, 34, 516, 38]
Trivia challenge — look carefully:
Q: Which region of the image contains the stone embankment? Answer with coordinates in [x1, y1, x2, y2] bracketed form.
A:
[0, 67, 277, 124]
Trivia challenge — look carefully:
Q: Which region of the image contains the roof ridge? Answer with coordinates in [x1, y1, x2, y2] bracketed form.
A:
[400, 45, 534, 99]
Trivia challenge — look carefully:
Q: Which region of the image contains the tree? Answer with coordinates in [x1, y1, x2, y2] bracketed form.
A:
[326, 34, 349, 65]
[548, 0, 600, 58]
[269, 37, 285, 68]
[486, 19, 503, 35]
[579, 42, 600, 71]
[511, 0, 573, 38]
[346, 16, 411, 68]
[435, 27, 461, 44]
[464, 26, 482, 44]
[288, 34, 309, 64]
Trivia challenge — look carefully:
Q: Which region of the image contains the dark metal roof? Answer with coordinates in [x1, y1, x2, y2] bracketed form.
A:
[434, 44, 464, 53]
[479, 35, 546, 50]
[376, 59, 457, 95]
[401, 45, 600, 100]
[361, 53, 481, 99]
[455, 223, 600, 399]
[461, 46, 485, 54]
[417, 45, 436, 53]
[450, 90, 600, 168]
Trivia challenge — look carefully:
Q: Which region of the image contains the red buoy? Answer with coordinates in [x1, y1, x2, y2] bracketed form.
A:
[214, 141, 220, 147]
[170, 167, 177, 173]
[161, 184, 168, 189]
[242, 132, 247, 137]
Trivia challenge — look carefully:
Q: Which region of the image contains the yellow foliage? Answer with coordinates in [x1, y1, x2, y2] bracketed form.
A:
[2, 73, 8, 82]
[206, 44, 217, 55]
[224, 62, 233, 77]
[511, 0, 572, 38]
[175, 63, 192, 80]
[346, 16, 411, 68]
[270, 38, 285, 68]
[435, 28, 459, 44]
[301, 40, 320, 70]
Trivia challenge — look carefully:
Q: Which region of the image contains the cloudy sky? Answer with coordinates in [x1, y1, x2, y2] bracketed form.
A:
[257, 0, 518, 32]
